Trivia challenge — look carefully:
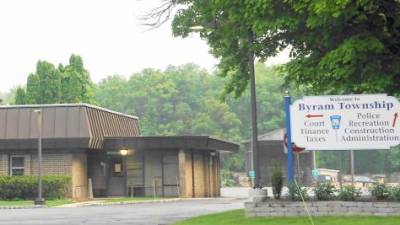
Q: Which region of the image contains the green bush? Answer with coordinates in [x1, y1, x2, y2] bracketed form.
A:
[271, 165, 283, 200]
[372, 184, 390, 201]
[314, 182, 335, 201]
[0, 176, 70, 200]
[337, 186, 361, 201]
[288, 182, 308, 201]
[221, 170, 236, 187]
[389, 187, 400, 201]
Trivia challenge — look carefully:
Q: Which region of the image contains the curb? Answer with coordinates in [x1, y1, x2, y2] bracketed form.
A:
[0, 197, 240, 209]
[63, 197, 232, 208]
[79, 198, 183, 207]
[0, 205, 45, 210]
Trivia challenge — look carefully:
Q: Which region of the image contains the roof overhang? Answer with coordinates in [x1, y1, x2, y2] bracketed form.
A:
[103, 136, 239, 153]
[0, 138, 90, 150]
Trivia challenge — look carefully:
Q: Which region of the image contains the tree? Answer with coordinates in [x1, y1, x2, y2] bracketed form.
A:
[157, 0, 400, 96]
[60, 54, 95, 103]
[15, 54, 95, 104]
[95, 64, 241, 138]
[25, 73, 40, 104]
[35, 60, 62, 103]
[24, 61, 62, 104]
[14, 87, 27, 105]
[94, 63, 291, 173]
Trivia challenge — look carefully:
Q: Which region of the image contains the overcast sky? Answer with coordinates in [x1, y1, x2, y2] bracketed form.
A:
[0, 0, 289, 93]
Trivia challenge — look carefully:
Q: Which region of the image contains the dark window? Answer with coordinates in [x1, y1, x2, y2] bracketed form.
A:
[10, 155, 25, 176]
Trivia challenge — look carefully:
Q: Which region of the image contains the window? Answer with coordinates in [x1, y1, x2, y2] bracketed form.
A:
[10, 155, 24, 176]
[112, 158, 123, 176]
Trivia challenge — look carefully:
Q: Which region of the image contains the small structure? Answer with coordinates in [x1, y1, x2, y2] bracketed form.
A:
[342, 175, 376, 188]
[373, 174, 386, 184]
[244, 128, 313, 186]
[317, 168, 340, 187]
[0, 104, 238, 199]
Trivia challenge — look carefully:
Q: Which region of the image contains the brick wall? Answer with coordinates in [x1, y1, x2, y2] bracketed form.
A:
[29, 151, 73, 176]
[0, 151, 73, 176]
[0, 150, 88, 199]
[245, 201, 400, 217]
[0, 153, 8, 175]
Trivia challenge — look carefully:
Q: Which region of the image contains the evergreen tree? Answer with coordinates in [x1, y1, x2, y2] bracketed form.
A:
[14, 87, 27, 104]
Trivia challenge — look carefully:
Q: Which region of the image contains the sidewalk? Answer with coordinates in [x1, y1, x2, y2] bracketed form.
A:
[56, 196, 241, 208]
[56, 198, 182, 208]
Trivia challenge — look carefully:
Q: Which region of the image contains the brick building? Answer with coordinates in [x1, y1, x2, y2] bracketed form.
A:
[0, 104, 238, 199]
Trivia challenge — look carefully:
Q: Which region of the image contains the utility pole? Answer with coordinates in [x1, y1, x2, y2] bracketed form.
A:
[34, 109, 45, 205]
[248, 30, 259, 188]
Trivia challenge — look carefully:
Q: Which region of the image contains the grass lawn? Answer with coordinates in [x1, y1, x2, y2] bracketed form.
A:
[0, 199, 75, 207]
[173, 210, 400, 225]
[45, 199, 75, 207]
[0, 200, 33, 206]
[102, 197, 173, 203]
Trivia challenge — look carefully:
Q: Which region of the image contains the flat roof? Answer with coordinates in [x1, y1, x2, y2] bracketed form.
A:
[104, 136, 239, 153]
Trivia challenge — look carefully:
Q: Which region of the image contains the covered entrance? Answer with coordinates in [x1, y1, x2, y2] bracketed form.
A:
[88, 136, 239, 198]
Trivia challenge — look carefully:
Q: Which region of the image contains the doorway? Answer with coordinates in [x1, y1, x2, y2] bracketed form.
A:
[107, 156, 126, 196]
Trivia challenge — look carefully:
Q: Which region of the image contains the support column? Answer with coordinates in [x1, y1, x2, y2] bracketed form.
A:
[178, 149, 187, 198]
[209, 153, 214, 197]
[216, 152, 221, 197]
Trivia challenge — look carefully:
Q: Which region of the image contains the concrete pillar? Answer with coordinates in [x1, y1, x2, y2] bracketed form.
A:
[178, 149, 187, 198]
[216, 152, 221, 197]
[209, 153, 214, 197]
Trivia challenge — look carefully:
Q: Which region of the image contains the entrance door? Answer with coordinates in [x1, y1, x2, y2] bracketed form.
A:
[107, 156, 126, 196]
[162, 154, 179, 197]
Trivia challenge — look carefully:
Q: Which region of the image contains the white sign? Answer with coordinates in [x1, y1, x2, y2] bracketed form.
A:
[290, 94, 400, 150]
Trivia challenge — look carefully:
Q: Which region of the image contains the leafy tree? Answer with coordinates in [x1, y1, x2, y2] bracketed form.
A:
[158, 0, 400, 96]
[25, 73, 40, 103]
[147, 0, 400, 177]
[94, 75, 128, 112]
[14, 54, 95, 105]
[96, 64, 241, 138]
[60, 54, 95, 103]
[35, 60, 62, 103]
[14, 87, 27, 105]
[94, 63, 292, 173]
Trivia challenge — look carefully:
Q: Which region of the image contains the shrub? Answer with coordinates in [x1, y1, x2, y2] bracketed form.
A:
[372, 184, 390, 200]
[221, 170, 236, 187]
[337, 186, 361, 201]
[314, 182, 335, 201]
[0, 176, 70, 200]
[389, 186, 400, 201]
[288, 182, 308, 201]
[271, 165, 283, 200]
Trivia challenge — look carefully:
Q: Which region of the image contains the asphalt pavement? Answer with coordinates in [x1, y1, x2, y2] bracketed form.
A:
[0, 198, 245, 225]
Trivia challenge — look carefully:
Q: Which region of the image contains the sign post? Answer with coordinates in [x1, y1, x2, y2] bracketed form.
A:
[284, 94, 294, 183]
[350, 150, 355, 187]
